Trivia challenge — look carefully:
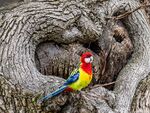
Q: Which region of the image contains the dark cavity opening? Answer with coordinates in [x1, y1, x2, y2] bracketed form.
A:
[83, 41, 101, 54]
[113, 34, 124, 43]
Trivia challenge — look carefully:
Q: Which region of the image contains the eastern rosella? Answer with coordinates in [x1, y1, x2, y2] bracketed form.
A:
[40, 52, 93, 102]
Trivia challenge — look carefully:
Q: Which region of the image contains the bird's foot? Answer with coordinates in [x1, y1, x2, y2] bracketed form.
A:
[76, 90, 86, 99]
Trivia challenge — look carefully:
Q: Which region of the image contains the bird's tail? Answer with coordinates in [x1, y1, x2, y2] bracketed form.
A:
[39, 85, 67, 103]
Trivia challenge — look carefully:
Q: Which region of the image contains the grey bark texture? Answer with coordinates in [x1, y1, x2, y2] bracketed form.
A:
[0, 0, 150, 113]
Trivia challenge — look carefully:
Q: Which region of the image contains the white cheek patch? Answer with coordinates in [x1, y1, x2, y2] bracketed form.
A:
[84, 58, 91, 63]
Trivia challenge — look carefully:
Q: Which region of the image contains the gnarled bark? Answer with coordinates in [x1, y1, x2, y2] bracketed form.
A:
[0, 0, 150, 113]
[131, 74, 150, 113]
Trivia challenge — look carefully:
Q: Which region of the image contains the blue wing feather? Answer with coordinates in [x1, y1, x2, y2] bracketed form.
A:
[64, 72, 79, 85]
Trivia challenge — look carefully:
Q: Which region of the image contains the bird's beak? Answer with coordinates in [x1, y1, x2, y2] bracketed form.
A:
[90, 56, 93, 63]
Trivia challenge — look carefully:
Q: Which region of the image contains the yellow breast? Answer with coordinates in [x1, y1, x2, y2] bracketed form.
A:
[69, 68, 92, 91]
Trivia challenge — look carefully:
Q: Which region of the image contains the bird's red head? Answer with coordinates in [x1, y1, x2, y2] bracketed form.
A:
[80, 52, 93, 64]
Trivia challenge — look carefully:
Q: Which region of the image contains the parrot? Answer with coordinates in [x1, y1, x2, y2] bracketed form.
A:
[39, 52, 93, 102]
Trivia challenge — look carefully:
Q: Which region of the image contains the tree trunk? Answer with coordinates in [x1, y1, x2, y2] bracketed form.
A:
[0, 0, 150, 113]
